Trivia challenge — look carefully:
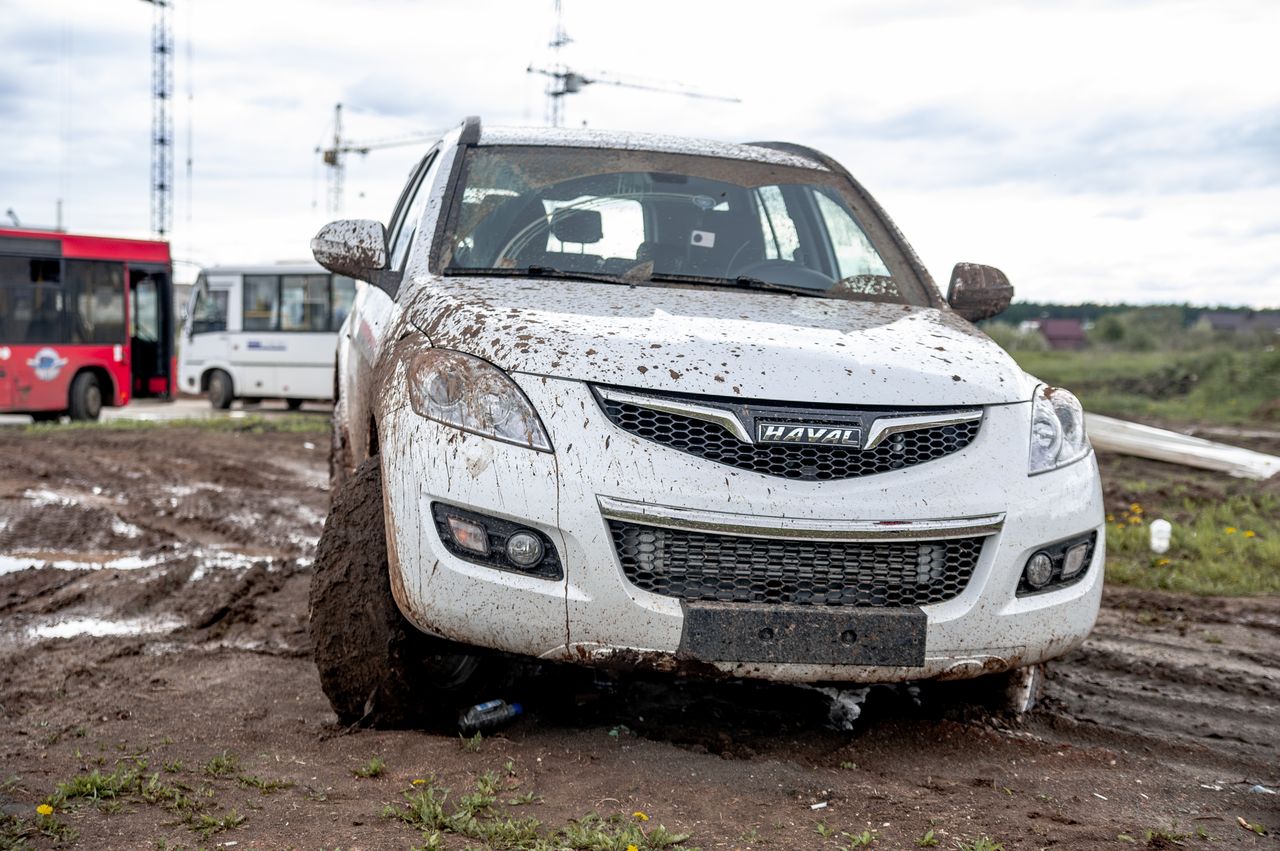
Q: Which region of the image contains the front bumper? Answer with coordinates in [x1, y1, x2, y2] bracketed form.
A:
[379, 374, 1104, 683]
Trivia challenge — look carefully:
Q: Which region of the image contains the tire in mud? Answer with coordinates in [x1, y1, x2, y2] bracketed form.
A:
[308, 456, 484, 728]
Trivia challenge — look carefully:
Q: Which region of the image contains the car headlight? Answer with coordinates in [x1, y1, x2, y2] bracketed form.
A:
[1028, 384, 1089, 474]
[407, 349, 552, 452]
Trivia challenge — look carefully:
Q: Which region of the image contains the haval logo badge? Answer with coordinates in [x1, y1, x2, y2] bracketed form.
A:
[756, 422, 862, 447]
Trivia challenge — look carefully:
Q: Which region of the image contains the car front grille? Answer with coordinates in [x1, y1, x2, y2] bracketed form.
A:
[595, 391, 980, 481]
[608, 521, 984, 607]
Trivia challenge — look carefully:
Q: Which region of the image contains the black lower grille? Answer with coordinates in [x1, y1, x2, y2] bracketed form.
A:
[596, 392, 980, 481]
[609, 521, 983, 607]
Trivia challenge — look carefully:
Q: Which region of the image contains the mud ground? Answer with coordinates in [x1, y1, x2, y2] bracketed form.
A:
[0, 426, 1275, 850]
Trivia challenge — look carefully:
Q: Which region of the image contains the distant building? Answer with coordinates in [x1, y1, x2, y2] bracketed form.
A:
[1198, 311, 1280, 336]
[1028, 318, 1086, 350]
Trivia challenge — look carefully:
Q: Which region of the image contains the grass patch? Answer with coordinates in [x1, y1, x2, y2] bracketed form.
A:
[188, 809, 245, 838]
[353, 757, 386, 779]
[236, 774, 293, 794]
[202, 751, 238, 778]
[1104, 493, 1280, 595]
[384, 776, 696, 850]
[956, 839, 1004, 851]
[51, 766, 138, 804]
[1009, 346, 1279, 426]
[20, 414, 329, 435]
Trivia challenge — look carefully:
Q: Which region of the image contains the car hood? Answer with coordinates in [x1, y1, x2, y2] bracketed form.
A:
[406, 276, 1033, 406]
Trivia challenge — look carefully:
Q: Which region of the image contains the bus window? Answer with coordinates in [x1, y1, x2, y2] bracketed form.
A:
[0, 255, 65, 344]
[281, 274, 330, 332]
[331, 275, 356, 330]
[191, 288, 228, 334]
[243, 275, 280, 331]
[66, 260, 126, 344]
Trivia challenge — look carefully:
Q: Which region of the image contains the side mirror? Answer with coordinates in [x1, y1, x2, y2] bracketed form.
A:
[311, 219, 401, 296]
[946, 263, 1014, 321]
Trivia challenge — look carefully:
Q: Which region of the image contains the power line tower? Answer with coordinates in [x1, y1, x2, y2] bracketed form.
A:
[142, 0, 174, 238]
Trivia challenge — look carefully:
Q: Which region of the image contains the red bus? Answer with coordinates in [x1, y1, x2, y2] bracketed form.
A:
[0, 228, 174, 421]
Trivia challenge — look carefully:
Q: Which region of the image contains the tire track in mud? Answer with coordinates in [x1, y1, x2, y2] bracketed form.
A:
[1047, 588, 1280, 773]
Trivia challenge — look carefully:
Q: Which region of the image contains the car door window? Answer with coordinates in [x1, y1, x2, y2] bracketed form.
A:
[388, 151, 440, 270]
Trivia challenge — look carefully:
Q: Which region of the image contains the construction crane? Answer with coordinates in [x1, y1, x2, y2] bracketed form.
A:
[141, 0, 173, 238]
[528, 0, 739, 127]
[527, 66, 742, 127]
[316, 103, 441, 215]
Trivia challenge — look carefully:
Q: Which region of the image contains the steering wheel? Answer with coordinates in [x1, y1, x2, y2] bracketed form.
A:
[729, 258, 837, 291]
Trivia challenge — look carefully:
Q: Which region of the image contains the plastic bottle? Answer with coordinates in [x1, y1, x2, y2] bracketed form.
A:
[459, 699, 523, 733]
[1149, 518, 1172, 554]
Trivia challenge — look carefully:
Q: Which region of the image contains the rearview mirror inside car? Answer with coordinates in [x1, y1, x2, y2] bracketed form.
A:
[311, 219, 401, 297]
[947, 263, 1014, 321]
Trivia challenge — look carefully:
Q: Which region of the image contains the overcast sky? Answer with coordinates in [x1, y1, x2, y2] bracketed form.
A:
[2, 0, 1277, 306]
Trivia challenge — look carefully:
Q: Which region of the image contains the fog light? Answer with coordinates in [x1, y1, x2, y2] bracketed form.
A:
[1024, 552, 1054, 588]
[1061, 542, 1089, 579]
[446, 515, 489, 555]
[505, 531, 544, 567]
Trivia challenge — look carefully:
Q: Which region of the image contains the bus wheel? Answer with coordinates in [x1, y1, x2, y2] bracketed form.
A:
[208, 370, 234, 410]
[286, 398, 304, 411]
[69, 372, 103, 421]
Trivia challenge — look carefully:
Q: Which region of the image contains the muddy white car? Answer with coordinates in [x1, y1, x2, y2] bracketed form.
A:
[308, 118, 1103, 726]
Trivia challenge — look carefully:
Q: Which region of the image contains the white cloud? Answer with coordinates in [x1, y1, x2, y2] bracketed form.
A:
[1, 0, 1276, 306]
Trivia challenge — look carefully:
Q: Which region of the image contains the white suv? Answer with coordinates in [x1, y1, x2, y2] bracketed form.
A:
[308, 117, 1103, 726]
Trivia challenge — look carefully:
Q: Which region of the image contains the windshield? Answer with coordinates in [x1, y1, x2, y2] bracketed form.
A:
[441, 146, 929, 305]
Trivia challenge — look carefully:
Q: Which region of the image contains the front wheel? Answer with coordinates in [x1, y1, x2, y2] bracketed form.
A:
[286, 398, 304, 411]
[68, 372, 102, 421]
[309, 456, 486, 728]
[207, 370, 233, 410]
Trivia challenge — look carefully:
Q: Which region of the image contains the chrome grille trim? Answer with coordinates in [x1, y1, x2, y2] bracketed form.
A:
[592, 385, 984, 481]
[599, 496, 1004, 543]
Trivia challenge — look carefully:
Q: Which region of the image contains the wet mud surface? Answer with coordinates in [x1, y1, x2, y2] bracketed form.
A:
[0, 427, 1275, 849]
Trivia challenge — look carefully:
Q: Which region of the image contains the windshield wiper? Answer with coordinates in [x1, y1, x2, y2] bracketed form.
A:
[646, 272, 828, 298]
[444, 265, 638, 287]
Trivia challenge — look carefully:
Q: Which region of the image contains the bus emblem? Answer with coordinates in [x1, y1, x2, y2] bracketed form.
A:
[27, 348, 68, 382]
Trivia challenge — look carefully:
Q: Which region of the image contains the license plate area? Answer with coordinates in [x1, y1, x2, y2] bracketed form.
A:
[679, 603, 926, 666]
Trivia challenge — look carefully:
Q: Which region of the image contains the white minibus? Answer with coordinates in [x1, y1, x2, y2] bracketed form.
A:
[178, 264, 356, 409]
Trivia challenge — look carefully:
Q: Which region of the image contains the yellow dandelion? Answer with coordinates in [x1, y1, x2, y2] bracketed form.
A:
[411, 778, 426, 786]
[1244, 530, 1256, 538]
[633, 811, 649, 821]
[1155, 558, 1170, 566]
[627, 846, 639, 851]
[1105, 513, 1114, 523]
[1115, 524, 1125, 533]
[1128, 516, 1142, 525]
[1130, 503, 1142, 513]
[1225, 526, 1237, 534]
[36, 803, 53, 816]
